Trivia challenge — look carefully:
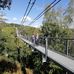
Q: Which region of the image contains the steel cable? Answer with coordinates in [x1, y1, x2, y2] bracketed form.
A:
[28, 0, 61, 25]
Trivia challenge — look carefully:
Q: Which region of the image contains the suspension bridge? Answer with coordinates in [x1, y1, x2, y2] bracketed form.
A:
[10, 0, 74, 73]
[16, 28, 74, 74]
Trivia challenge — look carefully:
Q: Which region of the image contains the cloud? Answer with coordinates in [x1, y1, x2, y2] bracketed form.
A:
[21, 16, 32, 22]
[6, 17, 18, 24]
[2, 16, 8, 19]
[30, 22, 42, 28]
[26, 16, 32, 21]
[5, 17, 20, 24]
[13, 17, 17, 21]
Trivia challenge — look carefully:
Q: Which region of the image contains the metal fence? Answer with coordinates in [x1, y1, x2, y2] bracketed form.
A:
[20, 34, 74, 58]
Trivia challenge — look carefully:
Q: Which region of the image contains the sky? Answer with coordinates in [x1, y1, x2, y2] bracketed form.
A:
[0, 0, 69, 27]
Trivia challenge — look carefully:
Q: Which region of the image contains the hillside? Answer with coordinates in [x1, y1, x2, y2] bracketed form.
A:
[0, 22, 74, 74]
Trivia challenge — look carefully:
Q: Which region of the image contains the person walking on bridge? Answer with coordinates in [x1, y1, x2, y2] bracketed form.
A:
[35, 33, 39, 45]
[32, 34, 36, 44]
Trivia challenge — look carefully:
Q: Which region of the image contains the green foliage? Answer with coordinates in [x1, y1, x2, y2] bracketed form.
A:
[38, 6, 74, 74]
[41, 7, 73, 54]
[0, 23, 32, 62]
[41, 22, 73, 53]
[64, 0, 74, 26]
[0, 21, 72, 74]
[0, 0, 12, 10]
[67, 0, 74, 16]
[41, 23, 60, 37]
[19, 26, 40, 36]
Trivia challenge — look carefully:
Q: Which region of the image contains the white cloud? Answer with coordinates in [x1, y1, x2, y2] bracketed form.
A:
[21, 16, 32, 22]
[13, 17, 17, 21]
[5, 17, 19, 24]
[26, 16, 32, 21]
[30, 22, 42, 28]
[3, 16, 8, 19]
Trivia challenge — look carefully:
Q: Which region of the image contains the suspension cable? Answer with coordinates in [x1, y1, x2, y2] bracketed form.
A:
[28, 0, 56, 25]
[21, 0, 32, 24]
[28, 0, 61, 25]
[22, 0, 36, 25]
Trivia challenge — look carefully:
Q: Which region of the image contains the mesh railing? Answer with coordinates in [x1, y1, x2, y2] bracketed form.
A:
[38, 37, 74, 57]
[19, 34, 74, 58]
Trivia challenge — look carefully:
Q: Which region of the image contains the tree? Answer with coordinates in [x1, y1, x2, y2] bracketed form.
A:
[67, 0, 74, 17]
[19, 26, 40, 36]
[39, 4, 73, 74]
[64, 0, 74, 27]
[0, 11, 7, 23]
[0, 0, 12, 10]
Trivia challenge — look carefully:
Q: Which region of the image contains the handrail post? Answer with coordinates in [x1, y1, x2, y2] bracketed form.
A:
[67, 40, 69, 56]
[45, 37, 48, 61]
[65, 39, 69, 56]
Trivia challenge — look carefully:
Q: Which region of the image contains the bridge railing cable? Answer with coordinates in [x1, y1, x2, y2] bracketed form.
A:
[20, 33, 74, 58]
[39, 36, 74, 57]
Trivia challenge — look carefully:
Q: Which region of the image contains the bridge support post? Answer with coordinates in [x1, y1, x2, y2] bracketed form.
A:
[30, 45, 34, 52]
[65, 40, 70, 74]
[42, 55, 46, 62]
[42, 37, 48, 63]
[65, 40, 69, 56]
[45, 37, 48, 61]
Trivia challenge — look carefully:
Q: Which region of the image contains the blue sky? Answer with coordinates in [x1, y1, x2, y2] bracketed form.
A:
[0, 0, 69, 27]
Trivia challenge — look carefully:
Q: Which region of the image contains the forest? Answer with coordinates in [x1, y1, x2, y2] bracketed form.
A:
[0, 0, 74, 74]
